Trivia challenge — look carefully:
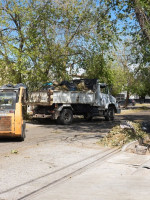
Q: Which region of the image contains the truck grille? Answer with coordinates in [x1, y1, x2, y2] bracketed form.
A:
[0, 116, 12, 132]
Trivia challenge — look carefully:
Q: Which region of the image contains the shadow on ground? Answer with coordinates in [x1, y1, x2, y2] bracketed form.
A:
[25, 117, 122, 145]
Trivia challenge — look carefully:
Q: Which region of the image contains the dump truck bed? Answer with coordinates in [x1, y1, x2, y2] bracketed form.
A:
[28, 90, 95, 105]
[53, 90, 95, 104]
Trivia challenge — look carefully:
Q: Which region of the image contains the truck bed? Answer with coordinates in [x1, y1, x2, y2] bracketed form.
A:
[28, 90, 95, 105]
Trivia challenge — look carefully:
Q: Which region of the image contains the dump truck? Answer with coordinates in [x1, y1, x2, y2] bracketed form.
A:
[0, 84, 27, 140]
[28, 79, 121, 125]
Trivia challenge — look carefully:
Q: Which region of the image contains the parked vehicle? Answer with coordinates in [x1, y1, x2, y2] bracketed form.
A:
[28, 79, 121, 125]
[0, 84, 27, 140]
[118, 99, 136, 107]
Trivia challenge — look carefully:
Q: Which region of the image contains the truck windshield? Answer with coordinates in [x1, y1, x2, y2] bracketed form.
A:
[0, 92, 16, 110]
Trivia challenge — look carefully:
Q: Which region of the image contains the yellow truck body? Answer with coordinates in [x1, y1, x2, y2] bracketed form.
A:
[0, 86, 26, 141]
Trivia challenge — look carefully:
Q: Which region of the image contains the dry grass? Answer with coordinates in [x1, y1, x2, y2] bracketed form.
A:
[136, 103, 150, 107]
[99, 121, 148, 147]
[118, 106, 150, 115]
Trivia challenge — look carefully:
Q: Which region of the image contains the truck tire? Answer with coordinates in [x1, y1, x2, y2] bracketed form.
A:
[105, 107, 114, 121]
[57, 109, 73, 125]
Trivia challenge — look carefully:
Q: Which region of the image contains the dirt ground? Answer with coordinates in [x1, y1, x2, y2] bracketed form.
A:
[0, 106, 150, 199]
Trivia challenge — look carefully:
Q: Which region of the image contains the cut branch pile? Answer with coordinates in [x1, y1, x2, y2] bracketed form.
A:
[99, 121, 148, 148]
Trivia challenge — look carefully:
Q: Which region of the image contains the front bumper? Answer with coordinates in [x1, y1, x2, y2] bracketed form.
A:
[32, 114, 53, 119]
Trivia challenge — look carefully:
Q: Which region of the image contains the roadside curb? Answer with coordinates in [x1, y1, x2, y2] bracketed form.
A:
[121, 140, 138, 152]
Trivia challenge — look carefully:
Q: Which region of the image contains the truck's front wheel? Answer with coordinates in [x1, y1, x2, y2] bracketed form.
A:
[105, 107, 114, 121]
[57, 109, 73, 125]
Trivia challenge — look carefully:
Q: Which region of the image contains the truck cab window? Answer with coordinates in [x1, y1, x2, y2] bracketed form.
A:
[100, 86, 108, 94]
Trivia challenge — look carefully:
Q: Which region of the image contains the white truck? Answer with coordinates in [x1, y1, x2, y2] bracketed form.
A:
[28, 79, 121, 124]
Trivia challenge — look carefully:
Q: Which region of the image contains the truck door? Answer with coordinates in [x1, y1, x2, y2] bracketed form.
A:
[100, 85, 110, 107]
[95, 84, 109, 107]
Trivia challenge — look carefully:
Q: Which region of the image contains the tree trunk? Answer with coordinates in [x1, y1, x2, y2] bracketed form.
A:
[133, 0, 150, 42]
[124, 91, 129, 108]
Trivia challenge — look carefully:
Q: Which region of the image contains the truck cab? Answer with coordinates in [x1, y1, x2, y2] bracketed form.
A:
[0, 84, 27, 141]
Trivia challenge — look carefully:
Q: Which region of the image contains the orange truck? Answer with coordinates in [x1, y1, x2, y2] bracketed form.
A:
[0, 84, 27, 141]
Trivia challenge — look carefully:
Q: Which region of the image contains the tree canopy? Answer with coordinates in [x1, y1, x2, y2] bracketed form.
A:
[0, 0, 150, 95]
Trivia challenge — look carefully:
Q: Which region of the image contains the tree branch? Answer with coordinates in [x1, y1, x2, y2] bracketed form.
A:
[133, 0, 150, 42]
[65, 20, 83, 48]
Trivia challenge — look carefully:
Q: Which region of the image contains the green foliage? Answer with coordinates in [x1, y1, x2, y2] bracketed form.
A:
[0, 0, 149, 97]
[0, 0, 118, 90]
[107, 65, 127, 96]
[82, 53, 106, 79]
[132, 66, 150, 97]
